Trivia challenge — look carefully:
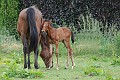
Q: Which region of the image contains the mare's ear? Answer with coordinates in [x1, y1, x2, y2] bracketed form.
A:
[41, 19, 46, 27]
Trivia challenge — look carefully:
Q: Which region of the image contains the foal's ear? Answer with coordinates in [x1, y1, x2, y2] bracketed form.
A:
[49, 19, 52, 24]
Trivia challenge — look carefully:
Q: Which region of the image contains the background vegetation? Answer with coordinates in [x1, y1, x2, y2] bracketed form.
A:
[0, 0, 120, 80]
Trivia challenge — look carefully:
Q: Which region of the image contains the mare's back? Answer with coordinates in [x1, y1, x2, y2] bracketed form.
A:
[17, 6, 43, 36]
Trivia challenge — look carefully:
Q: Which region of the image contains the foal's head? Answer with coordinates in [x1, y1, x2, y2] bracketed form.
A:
[41, 20, 52, 32]
[41, 20, 52, 38]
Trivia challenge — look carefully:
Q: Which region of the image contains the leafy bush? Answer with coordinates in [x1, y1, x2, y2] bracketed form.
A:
[0, 0, 19, 38]
[0, 62, 43, 79]
[111, 53, 120, 66]
[82, 65, 104, 76]
[115, 33, 120, 55]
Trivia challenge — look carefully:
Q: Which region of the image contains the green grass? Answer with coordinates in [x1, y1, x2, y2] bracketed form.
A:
[0, 40, 120, 80]
[0, 52, 120, 80]
[0, 29, 120, 80]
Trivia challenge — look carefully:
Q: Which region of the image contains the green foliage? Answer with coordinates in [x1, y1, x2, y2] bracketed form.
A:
[1, 67, 43, 79]
[115, 33, 120, 55]
[105, 71, 115, 80]
[0, 0, 19, 38]
[111, 53, 120, 66]
[82, 65, 104, 76]
[0, 54, 43, 79]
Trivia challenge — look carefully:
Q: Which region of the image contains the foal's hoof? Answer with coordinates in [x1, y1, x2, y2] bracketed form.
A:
[71, 65, 75, 69]
[56, 67, 59, 70]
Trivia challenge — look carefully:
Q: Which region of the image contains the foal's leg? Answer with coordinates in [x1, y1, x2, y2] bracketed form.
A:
[63, 41, 70, 69]
[55, 41, 59, 70]
[69, 47, 75, 69]
[21, 35, 28, 69]
[64, 40, 75, 69]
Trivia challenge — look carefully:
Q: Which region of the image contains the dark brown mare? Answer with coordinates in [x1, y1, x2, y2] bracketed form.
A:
[17, 6, 44, 69]
[40, 32, 53, 69]
[41, 20, 75, 70]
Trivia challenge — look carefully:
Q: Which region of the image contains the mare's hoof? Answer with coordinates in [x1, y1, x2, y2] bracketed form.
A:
[34, 65, 39, 69]
[50, 65, 53, 68]
[64, 67, 68, 69]
[24, 65, 27, 69]
[28, 66, 31, 69]
[47, 67, 51, 70]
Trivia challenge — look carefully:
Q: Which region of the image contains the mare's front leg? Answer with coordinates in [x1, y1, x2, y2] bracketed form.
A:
[55, 41, 59, 70]
[34, 47, 39, 69]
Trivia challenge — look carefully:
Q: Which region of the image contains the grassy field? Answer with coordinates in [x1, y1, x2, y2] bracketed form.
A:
[0, 34, 120, 80]
[0, 50, 120, 80]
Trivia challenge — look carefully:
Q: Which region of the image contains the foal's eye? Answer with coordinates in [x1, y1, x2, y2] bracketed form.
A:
[43, 25, 46, 27]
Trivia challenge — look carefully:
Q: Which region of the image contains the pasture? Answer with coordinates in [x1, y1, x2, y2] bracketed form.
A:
[0, 32, 120, 80]
[0, 1, 120, 80]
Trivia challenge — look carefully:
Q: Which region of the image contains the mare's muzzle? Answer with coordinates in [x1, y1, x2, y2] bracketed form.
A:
[41, 30, 47, 39]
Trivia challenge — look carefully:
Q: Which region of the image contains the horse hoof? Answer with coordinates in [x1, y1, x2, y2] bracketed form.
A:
[64, 67, 68, 69]
[24, 65, 27, 69]
[71, 66, 74, 69]
[34, 66, 39, 69]
[28, 66, 31, 69]
[50, 65, 53, 68]
[56, 67, 59, 70]
[24, 67, 27, 69]
[47, 67, 51, 70]
[71, 65, 75, 69]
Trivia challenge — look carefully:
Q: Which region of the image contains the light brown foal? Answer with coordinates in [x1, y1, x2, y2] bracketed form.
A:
[41, 20, 75, 70]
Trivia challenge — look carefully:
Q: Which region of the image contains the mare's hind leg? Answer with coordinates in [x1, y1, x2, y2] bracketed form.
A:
[28, 45, 31, 69]
[21, 35, 28, 69]
[64, 40, 75, 69]
[34, 46, 39, 69]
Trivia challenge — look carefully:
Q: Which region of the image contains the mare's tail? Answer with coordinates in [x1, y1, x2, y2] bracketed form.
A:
[26, 7, 38, 51]
[71, 31, 75, 44]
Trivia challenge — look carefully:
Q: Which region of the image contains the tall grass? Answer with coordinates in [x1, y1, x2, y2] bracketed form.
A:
[0, 12, 119, 57]
[0, 27, 21, 54]
[71, 13, 119, 56]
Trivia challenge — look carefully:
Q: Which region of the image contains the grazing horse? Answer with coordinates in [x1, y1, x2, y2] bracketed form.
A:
[17, 6, 43, 69]
[40, 32, 53, 69]
[41, 20, 75, 70]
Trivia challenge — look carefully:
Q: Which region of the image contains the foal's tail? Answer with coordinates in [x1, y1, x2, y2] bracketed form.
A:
[26, 8, 38, 51]
[71, 31, 75, 44]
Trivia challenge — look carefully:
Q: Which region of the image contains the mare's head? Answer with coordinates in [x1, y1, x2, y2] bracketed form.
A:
[40, 31, 53, 69]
